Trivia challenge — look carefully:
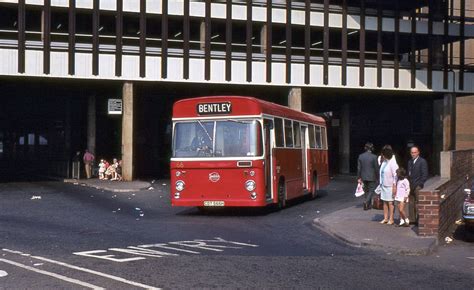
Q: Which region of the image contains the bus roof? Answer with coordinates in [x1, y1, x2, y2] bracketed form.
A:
[172, 96, 326, 125]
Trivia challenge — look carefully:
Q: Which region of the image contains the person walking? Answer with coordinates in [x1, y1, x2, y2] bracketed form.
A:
[357, 142, 379, 210]
[378, 147, 399, 225]
[407, 145, 428, 223]
[83, 149, 95, 179]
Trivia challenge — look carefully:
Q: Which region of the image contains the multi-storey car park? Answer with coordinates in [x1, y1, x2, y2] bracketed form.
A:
[0, 0, 472, 181]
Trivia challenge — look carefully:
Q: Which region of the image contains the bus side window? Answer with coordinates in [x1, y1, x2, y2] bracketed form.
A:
[284, 119, 293, 148]
[321, 127, 327, 149]
[293, 121, 301, 148]
[274, 118, 284, 147]
[315, 126, 322, 149]
[308, 125, 316, 148]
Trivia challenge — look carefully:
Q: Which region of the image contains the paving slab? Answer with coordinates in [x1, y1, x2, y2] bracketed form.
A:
[313, 205, 438, 256]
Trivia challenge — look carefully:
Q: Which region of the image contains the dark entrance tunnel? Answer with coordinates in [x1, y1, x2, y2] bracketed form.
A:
[0, 79, 444, 182]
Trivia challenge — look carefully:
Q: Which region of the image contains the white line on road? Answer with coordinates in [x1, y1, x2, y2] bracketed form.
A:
[0, 270, 8, 277]
[0, 258, 103, 289]
[3, 249, 160, 290]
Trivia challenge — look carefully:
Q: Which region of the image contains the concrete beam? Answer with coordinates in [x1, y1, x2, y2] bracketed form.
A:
[87, 95, 96, 156]
[122, 82, 135, 181]
[339, 103, 350, 174]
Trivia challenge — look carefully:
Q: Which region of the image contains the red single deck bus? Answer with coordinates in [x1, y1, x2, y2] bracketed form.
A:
[170, 96, 329, 208]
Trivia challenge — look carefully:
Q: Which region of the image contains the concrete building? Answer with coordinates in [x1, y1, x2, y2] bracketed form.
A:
[0, 0, 473, 181]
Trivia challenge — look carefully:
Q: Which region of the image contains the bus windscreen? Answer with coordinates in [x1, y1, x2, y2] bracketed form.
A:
[173, 120, 262, 158]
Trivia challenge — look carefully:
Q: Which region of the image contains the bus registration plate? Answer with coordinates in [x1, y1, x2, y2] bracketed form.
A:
[203, 201, 225, 207]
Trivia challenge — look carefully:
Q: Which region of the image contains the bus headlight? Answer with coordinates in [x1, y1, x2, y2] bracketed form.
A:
[174, 192, 180, 199]
[245, 180, 256, 192]
[175, 180, 185, 192]
[250, 192, 257, 200]
[176, 171, 182, 177]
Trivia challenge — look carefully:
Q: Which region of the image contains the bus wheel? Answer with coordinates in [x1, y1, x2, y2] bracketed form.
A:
[278, 181, 286, 209]
[311, 175, 319, 199]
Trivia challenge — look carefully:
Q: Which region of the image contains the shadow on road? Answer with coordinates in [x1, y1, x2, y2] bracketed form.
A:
[175, 190, 329, 217]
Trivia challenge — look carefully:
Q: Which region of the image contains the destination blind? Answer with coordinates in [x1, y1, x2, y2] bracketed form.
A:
[196, 102, 232, 115]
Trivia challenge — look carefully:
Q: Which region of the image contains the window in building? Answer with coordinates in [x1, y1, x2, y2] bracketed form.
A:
[25, 8, 42, 41]
[284, 119, 293, 148]
[28, 134, 35, 145]
[39, 135, 48, 145]
[76, 12, 92, 35]
[274, 118, 284, 147]
[293, 121, 301, 148]
[19, 136, 25, 145]
[0, 6, 17, 40]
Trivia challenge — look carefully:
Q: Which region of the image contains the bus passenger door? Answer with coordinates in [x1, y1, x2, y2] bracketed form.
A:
[263, 119, 274, 200]
[301, 125, 308, 190]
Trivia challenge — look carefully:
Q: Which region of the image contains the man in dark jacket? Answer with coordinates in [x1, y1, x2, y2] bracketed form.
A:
[407, 146, 428, 223]
[357, 142, 379, 210]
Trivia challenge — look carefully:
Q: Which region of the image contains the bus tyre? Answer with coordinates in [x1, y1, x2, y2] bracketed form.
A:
[278, 181, 286, 209]
[311, 175, 319, 199]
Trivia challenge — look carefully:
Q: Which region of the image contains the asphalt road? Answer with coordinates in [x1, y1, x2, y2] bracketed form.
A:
[0, 178, 473, 289]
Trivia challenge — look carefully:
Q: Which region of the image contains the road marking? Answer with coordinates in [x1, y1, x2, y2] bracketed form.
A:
[0, 270, 7, 277]
[0, 258, 102, 289]
[73, 238, 259, 263]
[73, 250, 146, 263]
[3, 249, 160, 290]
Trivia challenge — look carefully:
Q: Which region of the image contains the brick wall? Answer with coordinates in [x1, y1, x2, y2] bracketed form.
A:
[418, 150, 473, 238]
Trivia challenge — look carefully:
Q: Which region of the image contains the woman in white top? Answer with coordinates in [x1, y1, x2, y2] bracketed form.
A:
[378, 147, 399, 225]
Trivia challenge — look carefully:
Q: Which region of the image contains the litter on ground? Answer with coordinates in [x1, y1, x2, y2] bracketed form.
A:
[444, 237, 453, 243]
[30, 196, 42, 200]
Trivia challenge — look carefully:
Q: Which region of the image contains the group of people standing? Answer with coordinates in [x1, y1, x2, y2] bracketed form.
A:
[98, 158, 122, 181]
[357, 143, 428, 226]
[72, 149, 122, 181]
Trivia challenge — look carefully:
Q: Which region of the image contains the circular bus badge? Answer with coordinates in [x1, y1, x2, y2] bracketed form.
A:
[209, 172, 220, 182]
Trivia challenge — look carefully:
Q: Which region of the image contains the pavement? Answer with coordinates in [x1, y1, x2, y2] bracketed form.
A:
[63, 178, 154, 192]
[313, 205, 438, 256]
[65, 175, 440, 256]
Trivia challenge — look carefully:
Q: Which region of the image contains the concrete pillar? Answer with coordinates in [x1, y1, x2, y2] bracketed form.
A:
[339, 104, 350, 174]
[122, 82, 135, 181]
[260, 25, 267, 54]
[87, 95, 96, 155]
[200, 22, 205, 50]
[288, 88, 302, 112]
[443, 93, 456, 151]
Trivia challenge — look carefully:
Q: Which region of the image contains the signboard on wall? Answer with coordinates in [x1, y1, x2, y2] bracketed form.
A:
[108, 99, 122, 115]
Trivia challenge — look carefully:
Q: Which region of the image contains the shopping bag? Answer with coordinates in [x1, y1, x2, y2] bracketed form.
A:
[355, 183, 365, 197]
[372, 194, 383, 210]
